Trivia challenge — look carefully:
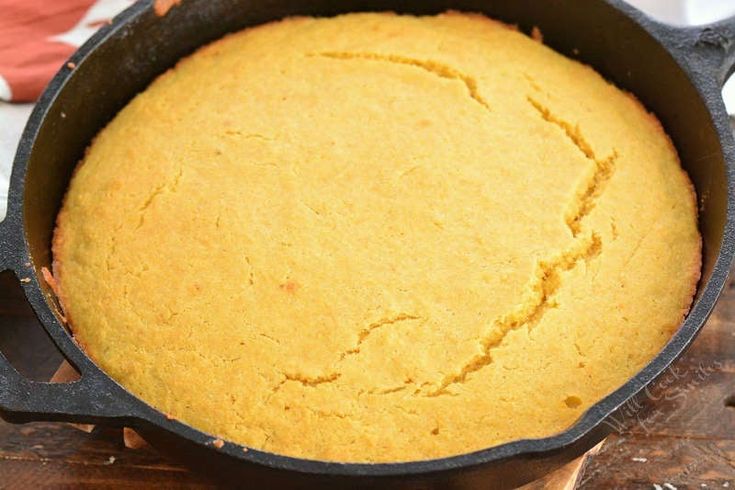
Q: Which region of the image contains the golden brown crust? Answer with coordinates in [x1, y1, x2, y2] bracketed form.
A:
[623, 88, 703, 325]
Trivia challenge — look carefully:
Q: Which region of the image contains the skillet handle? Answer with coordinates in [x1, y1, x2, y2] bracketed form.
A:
[0, 361, 135, 424]
[0, 217, 137, 425]
[680, 15, 735, 87]
[0, 215, 21, 273]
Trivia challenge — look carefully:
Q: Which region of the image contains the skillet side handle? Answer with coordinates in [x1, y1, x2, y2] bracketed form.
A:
[0, 217, 135, 425]
[0, 214, 20, 274]
[0, 360, 134, 425]
[682, 15, 735, 87]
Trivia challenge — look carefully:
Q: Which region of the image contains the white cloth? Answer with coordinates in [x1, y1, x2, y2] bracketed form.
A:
[0, 102, 33, 218]
[1, 0, 734, 220]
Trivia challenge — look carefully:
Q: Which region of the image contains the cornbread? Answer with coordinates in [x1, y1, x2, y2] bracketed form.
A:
[52, 12, 701, 462]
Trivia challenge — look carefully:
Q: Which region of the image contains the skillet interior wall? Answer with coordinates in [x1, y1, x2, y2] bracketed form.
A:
[21, 0, 725, 301]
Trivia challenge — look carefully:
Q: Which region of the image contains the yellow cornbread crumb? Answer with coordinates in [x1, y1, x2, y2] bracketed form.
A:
[53, 12, 701, 463]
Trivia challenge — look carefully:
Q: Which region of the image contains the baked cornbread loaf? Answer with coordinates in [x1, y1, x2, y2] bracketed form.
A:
[53, 12, 701, 463]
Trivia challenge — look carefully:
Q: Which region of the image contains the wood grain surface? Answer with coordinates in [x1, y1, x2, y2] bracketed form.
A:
[0, 266, 733, 488]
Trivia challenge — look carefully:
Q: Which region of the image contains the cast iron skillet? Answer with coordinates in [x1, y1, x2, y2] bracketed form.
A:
[0, 0, 734, 488]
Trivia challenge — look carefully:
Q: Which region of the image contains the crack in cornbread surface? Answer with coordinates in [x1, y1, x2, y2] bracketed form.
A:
[53, 12, 701, 463]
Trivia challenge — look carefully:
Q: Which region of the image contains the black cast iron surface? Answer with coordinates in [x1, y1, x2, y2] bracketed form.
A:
[0, 0, 734, 488]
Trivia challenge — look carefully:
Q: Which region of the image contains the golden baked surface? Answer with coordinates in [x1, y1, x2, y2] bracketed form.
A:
[53, 12, 701, 463]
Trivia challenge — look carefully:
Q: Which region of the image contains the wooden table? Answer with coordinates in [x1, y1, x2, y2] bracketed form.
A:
[0, 267, 733, 488]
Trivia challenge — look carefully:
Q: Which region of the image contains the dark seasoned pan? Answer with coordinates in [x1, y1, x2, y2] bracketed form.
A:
[0, 0, 733, 488]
